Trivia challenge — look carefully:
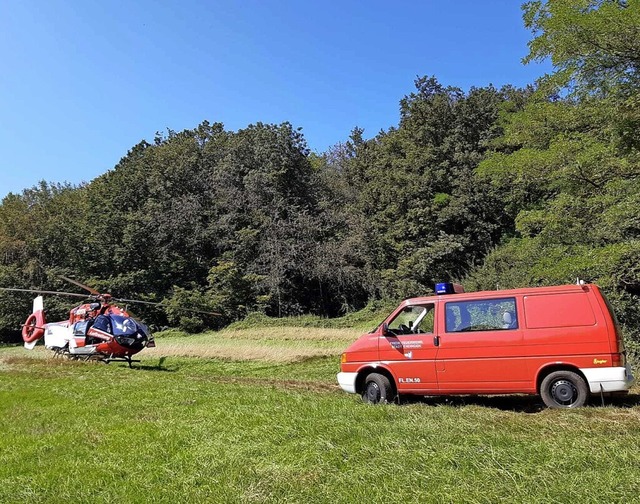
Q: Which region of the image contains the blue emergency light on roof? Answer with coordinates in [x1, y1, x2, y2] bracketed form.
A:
[435, 282, 465, 295]
[435, 283, 455, 295]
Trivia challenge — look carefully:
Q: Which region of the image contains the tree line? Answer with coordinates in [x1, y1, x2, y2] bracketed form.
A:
[1, 0, 639, 351]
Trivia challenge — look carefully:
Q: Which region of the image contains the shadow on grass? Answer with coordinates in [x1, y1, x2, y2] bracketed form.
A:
[398, 394, 546, 413]
[133, 364, 177, 372]
[605, 393, 640, 408]
[133, 356, 177, 373]
[397, 393, 640, 413]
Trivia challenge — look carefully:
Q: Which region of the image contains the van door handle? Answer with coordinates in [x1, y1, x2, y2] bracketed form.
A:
[433, 336, 440, 347]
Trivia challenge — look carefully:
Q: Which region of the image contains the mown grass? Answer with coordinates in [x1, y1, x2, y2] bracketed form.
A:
[2, 322, 640, 503]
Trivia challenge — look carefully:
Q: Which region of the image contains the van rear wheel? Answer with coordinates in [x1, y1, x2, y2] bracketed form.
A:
[540, 371, 589, 408]
[362, 373, 393, 404]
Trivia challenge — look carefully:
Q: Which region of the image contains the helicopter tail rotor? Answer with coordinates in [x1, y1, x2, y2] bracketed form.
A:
[22, 296, 47, 349]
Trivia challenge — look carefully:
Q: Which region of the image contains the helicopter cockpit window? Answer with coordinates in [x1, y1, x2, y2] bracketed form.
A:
[111, 316, 138, 336]
[92, 315, 113, 335]
[73, 320, 91, 337]
[87, 314, 147, 349]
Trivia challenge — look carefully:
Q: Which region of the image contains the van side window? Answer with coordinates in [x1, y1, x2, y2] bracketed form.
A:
[445, 298, 517, 332]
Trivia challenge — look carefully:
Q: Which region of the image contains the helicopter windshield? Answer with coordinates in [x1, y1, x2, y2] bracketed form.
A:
[92, 315, 142, 336]
[90, 314, 149, 350]
[111, 315, 139, 336]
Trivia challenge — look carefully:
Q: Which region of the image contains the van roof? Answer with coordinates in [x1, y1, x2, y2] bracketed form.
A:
[403, 283, 596, 306]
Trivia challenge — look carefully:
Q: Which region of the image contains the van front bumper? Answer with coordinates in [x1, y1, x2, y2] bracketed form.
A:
[337, 372, 358, 394]
[580, 365, 635, 393]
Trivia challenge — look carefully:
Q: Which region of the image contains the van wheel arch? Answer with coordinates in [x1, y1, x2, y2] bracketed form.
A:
[537, 365, 590, 408]
[355, 367, 397, 401]
[537, 364, 588, 393]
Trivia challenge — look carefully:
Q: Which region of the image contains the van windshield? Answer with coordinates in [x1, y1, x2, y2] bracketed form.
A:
[387, 304, 435, 335]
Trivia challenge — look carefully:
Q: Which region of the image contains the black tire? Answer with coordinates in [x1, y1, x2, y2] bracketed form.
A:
[540, 370, 589, 409]
[362, 373, 394, 404]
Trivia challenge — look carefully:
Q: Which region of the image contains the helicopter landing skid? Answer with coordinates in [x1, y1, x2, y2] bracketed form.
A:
[51, 346, 70, 358]
[102, 355, 141, 368]
[50, 346, 139, 367]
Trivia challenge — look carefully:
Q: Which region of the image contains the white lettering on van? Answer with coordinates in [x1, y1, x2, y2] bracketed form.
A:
[399, 377, 421, 384]
[390, 340, 423, 350]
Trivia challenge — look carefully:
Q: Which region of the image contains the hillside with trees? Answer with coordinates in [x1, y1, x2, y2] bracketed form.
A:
[1, 0, 639, 351]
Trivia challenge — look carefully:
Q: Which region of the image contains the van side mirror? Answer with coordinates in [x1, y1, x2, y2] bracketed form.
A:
[381, 323, 390, 337]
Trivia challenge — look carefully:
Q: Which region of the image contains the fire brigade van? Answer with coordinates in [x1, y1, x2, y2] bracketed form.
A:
[337, 283, 634, 408]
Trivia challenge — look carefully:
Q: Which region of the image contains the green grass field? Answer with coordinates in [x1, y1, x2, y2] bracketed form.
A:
[2, 321, 640, 503]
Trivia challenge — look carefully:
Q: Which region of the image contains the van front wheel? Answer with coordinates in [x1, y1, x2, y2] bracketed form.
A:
[362, 373, 393, 404]
[540, 371, 589, 408]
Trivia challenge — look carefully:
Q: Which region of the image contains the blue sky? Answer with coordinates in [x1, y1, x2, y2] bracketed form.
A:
[0, 1, 551, 199]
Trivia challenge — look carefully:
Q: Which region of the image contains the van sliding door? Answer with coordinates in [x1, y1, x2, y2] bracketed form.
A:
[436, 297, 528, 393]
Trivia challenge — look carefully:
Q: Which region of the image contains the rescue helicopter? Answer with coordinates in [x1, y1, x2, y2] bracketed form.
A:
[0, 276, 219, 367]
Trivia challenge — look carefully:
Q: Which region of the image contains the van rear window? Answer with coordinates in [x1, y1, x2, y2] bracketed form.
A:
[523, 293, 595, 329]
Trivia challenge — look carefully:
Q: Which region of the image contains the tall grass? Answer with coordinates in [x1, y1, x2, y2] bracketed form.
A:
[226, 301, 393, 332]
[148, 326, 360, 362]
[147, 305, 387, 362]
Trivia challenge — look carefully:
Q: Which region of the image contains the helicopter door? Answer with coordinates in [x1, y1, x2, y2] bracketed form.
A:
[43, 322, 74, 350]
[92, 315, 112, 334]
[73, 321, 90, 336]
[72, 320, 90, 347]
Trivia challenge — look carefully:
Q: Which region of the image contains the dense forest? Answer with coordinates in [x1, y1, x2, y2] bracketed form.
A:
[1, 1, 639, 350]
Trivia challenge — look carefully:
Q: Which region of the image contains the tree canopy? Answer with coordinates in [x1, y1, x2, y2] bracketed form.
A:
[1, 0, 639, 353]
[472, 0, 640, 350]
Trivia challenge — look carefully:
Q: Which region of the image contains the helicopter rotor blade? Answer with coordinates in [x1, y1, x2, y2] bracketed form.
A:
[0, 287, 93, 299]
[1, 287, 222, 317]
[58, 275, 101, 296]
[113, 297, 222, 316]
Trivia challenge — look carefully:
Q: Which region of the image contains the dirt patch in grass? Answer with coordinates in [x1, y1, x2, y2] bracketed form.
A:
[201, 374, 340, 394]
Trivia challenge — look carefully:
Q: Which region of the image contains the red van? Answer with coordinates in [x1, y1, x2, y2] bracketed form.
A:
[337, 283, 634, 408]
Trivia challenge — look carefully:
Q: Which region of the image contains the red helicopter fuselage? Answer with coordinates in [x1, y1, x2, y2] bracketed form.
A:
[68, 299, 152, 358]
[23, 295, 154, 364]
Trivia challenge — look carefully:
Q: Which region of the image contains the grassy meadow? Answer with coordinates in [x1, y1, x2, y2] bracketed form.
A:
[1, 315, 640, 503]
